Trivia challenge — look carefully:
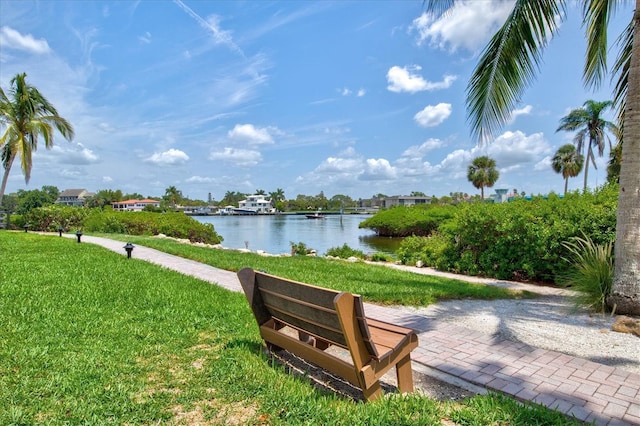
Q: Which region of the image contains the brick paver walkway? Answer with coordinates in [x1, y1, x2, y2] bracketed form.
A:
[68, 235, 640, 425]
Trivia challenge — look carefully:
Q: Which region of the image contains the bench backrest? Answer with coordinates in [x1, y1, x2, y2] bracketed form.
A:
[238, 268, 378, 358]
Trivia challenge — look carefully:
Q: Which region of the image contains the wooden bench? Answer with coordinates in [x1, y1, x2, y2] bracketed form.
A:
[237, 267, 419, 401]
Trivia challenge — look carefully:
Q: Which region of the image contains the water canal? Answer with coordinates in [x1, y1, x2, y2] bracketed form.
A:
[193, 214, 402, 256]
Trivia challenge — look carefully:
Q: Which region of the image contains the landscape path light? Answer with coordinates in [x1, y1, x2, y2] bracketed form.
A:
[75, 230, 83, 243]
[58, 226, 64, 237]
[123, 242, 135, 259]
[23, 224, 29, 232]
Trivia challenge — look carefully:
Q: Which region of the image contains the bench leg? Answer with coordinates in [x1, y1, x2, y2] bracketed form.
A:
[362, 381, 383, 402]
[395, 355, 414, 394]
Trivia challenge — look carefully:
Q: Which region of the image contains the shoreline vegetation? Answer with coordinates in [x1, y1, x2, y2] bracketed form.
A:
[3, 183, 617, 287]
[1, 231, 582, 425]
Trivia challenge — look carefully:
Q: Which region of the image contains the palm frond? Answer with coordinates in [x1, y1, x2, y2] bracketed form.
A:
[583, 0, 617, 89]
[467, 0, 566, 143]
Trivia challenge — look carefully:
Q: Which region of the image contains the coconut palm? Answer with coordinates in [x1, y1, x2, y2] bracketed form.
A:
[425, 0, 640, 315]
[556, 100, 617, 191]
[551, 144, 585, 195]
[467, 155, 499, 200]
[0, 73, 74, 206]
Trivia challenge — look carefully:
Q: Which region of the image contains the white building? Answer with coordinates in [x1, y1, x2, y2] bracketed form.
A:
[237, 194, 275, 214]
[111, 199, 161, 212]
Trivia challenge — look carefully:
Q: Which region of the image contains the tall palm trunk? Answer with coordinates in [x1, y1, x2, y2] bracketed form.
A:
[0, 152, 16, 208]
[608, 0, 640, 315]
[582, 145, 592, 191]
[564, 176, 569, 196]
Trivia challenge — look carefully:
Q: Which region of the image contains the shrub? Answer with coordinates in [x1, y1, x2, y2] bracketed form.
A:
[369, 252, 393, 262]
[325, 243, 365, 259]
[557, 234, 614, 314]
[359, 204, 456, 237]
[21, 205, 91, 232]
[290, 241, 313, 256]
[84, 211, 222, 244]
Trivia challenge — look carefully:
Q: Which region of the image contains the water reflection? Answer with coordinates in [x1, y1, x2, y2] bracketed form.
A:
[193, 214, 402, 255]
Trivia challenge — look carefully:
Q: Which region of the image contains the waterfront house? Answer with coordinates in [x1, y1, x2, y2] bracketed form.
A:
[382, 195, 432, 208]
[111, 199, 161, 212]
[237, 194, 275, 214]
[56, 189, 95, 206]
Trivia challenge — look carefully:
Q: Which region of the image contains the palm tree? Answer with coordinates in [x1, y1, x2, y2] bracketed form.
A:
[551, 144, 585, 195]
[556, 100, 617, 191]
[467, 156, 499, 200]
[425, 0, 640, 315]
[0, 73, 74, 206]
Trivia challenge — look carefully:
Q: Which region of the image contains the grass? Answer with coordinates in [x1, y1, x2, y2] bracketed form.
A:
[97, 233, 535, 306]
[0, 232, 580, 425]
[558, 234, 614, 313]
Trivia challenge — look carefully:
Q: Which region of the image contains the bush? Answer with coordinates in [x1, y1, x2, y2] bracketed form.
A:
[19, 206, 222, 245]
[290, 241, 313, 256]
[21, 205, 91, 232]
[396, 233, 453, 269]
[372, 184, 618, 283]
[369, 252, 393, 262]
[325, 243, 365, 259]
[557, 234, 614, 313]
[359, 204, 456, 237]
[84, 211, 222, 244]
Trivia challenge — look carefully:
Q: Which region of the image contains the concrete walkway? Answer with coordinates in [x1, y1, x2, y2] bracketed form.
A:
[69, 235, 639, 425]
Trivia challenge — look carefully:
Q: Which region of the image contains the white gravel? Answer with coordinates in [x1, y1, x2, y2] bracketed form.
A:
[381, 264, 640, 374]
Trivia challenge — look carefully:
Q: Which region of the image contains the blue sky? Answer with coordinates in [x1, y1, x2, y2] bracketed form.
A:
[0, 1, 631, 202]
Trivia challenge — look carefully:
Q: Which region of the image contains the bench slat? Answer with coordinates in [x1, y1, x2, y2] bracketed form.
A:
[237, 267, 418, 402]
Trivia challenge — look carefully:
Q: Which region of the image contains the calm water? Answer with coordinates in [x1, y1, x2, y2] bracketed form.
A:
[193, 214, 402, 255]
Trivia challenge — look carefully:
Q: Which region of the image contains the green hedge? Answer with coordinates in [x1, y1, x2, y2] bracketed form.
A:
[359, 204, 456, 237]
[394, 185, 618, 283]
[19, 206, 222, 245]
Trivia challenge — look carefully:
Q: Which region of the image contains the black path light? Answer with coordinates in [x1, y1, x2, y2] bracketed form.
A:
[23, 224, 29, 232]
[58, 226, 64, 237]
[123, 242, 135, 259]
[75, 230, 83, 243]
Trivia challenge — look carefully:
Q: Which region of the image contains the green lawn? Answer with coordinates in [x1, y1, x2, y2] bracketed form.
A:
[0, 232, 579, 425]
[99, 234, 535, 307]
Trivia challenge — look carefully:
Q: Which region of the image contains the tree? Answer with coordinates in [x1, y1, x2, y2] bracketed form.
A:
[425, 0, 640, 315]
[551, 144, 585, 195]
[467, 156, 499, 199]
[163, 186, 183, 209]
[556, 100, 618, 191]
[607, 142, 623, 183]
[0, 73, 74, 206]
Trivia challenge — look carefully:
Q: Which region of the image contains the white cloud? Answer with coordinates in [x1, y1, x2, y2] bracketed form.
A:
[102, 176, 113, 183]
[0, 26, 51, 54]
[387, 65, 456, 93]
[315, 156, 363, 174]
[145, 148, 189, 165]
[209, 147, 262, 166]
[186, 175, 217, 183]
[228, 124, 277, 145]
[341, 88, 352, 96]
[509, 105, 533, 123]
[402, 138, 445, 157]
[361, 158, 397, 180]
[357, 89, 366, 97]
[414, 103, 452, 127]
[138, 31, 152, 44]
[482, 130, 551, 168]
[44, 142, 99, 165]
[410, 0, 514, 52]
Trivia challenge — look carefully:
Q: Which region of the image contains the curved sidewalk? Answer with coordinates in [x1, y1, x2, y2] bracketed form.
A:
[74, 235, 640, 425]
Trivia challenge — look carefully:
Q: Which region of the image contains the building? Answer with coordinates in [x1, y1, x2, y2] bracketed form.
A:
[111, 199, 161, 212]
[237, 194, 275, 214]
[55, 189, 95, 206]
[382, 195, 432, 208]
